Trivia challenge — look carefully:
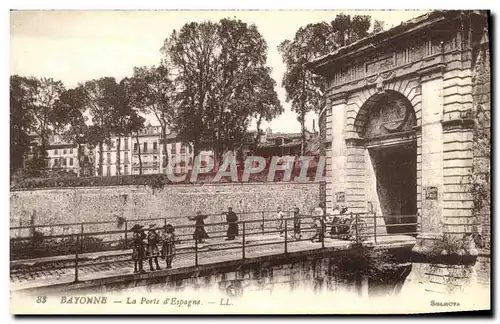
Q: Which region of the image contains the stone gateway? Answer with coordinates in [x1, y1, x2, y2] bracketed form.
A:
[307, 11, 490, 252]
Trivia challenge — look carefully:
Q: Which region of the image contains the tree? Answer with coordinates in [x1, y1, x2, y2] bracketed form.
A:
[129, 113, 146, 175]
[244, 67, 283, 153]
[79, 77, 121, 176]
[126, 65, 175, 172]
[162, 18, 282, 164]
[278, 14, 378, 154]
[16, 77, 66, 171]
[110, 79, 145, 175]
[372, 20, 386, 34]
[10, 75, 35, 175]
[52, 87, 89, 177]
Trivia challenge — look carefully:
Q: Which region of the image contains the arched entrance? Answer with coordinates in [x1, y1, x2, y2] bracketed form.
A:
[357, 90, 418, 235]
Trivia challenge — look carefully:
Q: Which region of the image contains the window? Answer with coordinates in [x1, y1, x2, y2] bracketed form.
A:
[143, 142, 148, 153]
[124, 152, 129, 163]
[116, 139, 120, 148]
[124, 139, 128, 150]
[63, 158, 67, 166]
[69, 158, 73, 166]
[180, 143, 186, 154]
[124, 165, 129, 175]
[63, 149, 67, 155]
[153, 142, 158, 153]
[55, 149, 58, 155]
[107, 166, 111, 176]
[134, 143, 138, 152]
[171, 145, 176, 155]
[107, 152, 111, 164]
[70, 148, 73, 154]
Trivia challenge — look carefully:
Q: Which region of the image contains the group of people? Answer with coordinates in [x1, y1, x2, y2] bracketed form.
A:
[188, 207, 240, 243]
[130, 207, 240, 273]
[130, 204, 352, 273]
[130, 223, 177, 273]
[275, 204, 351, 243]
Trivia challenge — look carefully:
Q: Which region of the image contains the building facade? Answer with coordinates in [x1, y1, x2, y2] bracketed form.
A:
[307, 11, 490, 248]
[95, 136, 133, 176]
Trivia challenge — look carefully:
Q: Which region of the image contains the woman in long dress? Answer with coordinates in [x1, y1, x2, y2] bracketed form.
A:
[188, 211, 209, 243]
[161, 224, 176, 268]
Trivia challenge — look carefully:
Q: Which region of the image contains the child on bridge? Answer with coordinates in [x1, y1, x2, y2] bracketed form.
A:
[161, 223, 176, 269]
[146, 224, 161, 271]
[131, 224, 146, 274]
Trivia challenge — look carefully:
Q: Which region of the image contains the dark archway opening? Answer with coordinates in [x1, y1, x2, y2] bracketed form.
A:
[359, 90, 418, 236]
[369, 142, 417, 235]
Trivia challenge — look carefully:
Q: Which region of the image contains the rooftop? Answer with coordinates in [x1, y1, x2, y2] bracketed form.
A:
[305, 10, 485, 74]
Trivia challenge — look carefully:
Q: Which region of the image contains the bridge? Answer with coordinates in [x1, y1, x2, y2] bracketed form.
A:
[10, 210, 419, 295]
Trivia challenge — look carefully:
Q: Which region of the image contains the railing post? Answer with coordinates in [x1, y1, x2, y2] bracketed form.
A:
[194, 232, 199, 267]
[321, 214, 325, 249]
[261, 211, 265, 234]
[373, 212, 377, 245]
[354, 212, 359, 244]
[80, 223, 84, 250]
[284, 219, 288, 254]
[74, 234, 79, 283]
[124, 221, 128, 249]
[242, 222, 246, 260]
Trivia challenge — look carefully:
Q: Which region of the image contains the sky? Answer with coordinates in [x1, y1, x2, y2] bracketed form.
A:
[10, 10, 428, 133]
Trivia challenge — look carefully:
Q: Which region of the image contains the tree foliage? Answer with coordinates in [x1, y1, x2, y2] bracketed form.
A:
[278, 14, 381, 154]
[78, 77, 122, 176]
[10, 75, 35, 174]
[125, 65, 175, 169]
[162, 18, 282, 161]
[10, 75, 66, 176]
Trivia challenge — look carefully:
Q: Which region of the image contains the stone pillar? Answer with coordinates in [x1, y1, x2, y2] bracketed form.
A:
[327, 94, 347, 212]
[318, 105, 328, 209]
[413, 68, 445, 254]
[345, 142, 365, 213]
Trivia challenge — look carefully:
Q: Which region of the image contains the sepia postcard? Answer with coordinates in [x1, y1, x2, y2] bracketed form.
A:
[9, 9, 491, 315]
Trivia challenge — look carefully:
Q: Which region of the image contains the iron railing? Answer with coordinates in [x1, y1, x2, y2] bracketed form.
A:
[10, 211, 420, 284]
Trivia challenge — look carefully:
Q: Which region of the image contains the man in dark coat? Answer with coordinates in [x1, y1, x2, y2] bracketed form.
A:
[225, 207, 239, 240]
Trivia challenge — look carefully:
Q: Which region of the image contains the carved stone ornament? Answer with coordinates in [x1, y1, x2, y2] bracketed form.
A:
[366, 71, 396, 94]
[381, 96, 410, 132]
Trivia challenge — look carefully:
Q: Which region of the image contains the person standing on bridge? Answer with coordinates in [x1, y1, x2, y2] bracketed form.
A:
[225, 207, 239, 240]
[330, 205, 341, 238]
[131, 224, 146, 274]
[275, 207, 285, 237]
[293, 207, 302, 240]
[161, 224, 176, 269]
[146, 224, 161, 271]
[188, 211, 209, 244]
[310, 204, 326, 243]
